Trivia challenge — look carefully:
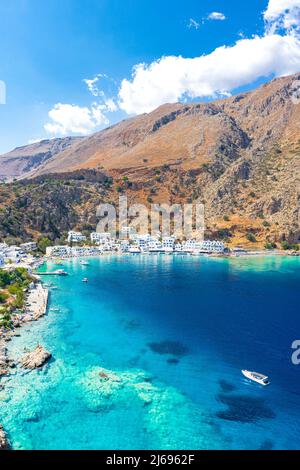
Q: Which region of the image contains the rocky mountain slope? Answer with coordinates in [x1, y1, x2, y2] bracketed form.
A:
[0, 137, 83, 181]
[21, 73, 300, 177]
[0, 73, 299, 246]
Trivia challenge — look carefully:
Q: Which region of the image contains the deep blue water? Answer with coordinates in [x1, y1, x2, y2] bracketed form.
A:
[1, 254, 300, 449]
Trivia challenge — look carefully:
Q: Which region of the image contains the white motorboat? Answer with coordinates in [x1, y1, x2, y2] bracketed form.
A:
[82, 278, 88, 283]
[80, 260, 89, 266]
[241, 370, 270, 386]
[54, 269, 68, 276]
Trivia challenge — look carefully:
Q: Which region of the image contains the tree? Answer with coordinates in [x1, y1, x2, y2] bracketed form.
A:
[246, 233, 257, 243]
[281, 241, 299, 251]
[37, 237, 52, 254]
[0, 291, 8, 304]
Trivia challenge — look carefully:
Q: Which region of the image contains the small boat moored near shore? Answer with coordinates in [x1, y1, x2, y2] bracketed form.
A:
[82, 278, 88, 283]
[242, 370, 270, 386]
[55, 269, 68, 276]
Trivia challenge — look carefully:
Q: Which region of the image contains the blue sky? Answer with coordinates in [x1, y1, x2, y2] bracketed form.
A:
[0, 0, 300, 153]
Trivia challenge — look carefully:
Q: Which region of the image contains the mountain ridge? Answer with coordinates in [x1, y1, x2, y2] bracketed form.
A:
[0, 136, 83, 182]
[0, 73, 299, 246]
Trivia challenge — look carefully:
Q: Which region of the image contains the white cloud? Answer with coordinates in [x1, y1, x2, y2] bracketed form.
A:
[264, 0, 300, 30]
[104, 98, 118, 112]
[118, 2, 300, 115]
[83, 74, 118, 113]
[188, 18, 200, 29]
[118, 33, 300, 114]
[44, 1, 300, 131]
[83, 74, 108, 97]
[44, 103, 109, 136]
[208, 12, 226, 21]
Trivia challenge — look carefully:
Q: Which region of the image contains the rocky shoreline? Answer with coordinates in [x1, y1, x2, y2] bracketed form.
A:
[0, 279, 50, 450]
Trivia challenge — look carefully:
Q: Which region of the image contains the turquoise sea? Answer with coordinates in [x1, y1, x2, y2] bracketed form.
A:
[1, 254, 300, 449]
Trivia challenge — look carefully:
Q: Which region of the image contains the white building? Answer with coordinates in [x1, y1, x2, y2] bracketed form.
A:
[162, 237, 175, 252]
[174, 243, 182, 252]
[67, 231, 87, 243]
[90, 232, 111, 244]
[46, 245, 70, 257]
[20, 242, 37, 252]
[134, 234, 153, 252]
[182, 240, 196, 252]
[148, 240, 162, 252]
[195, 240, 225, 253]
[0, 243, 8, 252]
[4, 246, 25, 262]
[128, 243, 141, 254]
[70, 246, 100, 256]
[46, 245, 101, 257]
[119, 240, 130, 252]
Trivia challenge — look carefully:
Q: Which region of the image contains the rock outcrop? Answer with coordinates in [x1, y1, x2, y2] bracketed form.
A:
[0, 425, 10, 450]
[20, 345, 51, 370]
[0, 345, 8, 368]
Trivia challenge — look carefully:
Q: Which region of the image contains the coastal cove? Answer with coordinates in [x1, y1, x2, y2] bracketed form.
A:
[0, 254, 300, 450]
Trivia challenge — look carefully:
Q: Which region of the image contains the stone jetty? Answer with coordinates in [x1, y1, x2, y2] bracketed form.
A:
[20, 344, 51, 370]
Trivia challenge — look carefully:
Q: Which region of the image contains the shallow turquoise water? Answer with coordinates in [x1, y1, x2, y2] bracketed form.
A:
[1, 254, 300, 449]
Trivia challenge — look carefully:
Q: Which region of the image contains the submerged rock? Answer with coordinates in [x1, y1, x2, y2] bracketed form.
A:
[147, 340, 189, 358]
[0, 425, 10, 450]
[76, 365, 226, 448]
[20, 344, 51, 370]
[0, 346, 8, 368]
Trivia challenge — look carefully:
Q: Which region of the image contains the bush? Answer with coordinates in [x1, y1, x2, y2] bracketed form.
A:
[246, 233, 257, 243]
[265, 242, 277, 250]
[281, 241, 299, 251]
[0, 319, 11, 329]
[0, 271, 11, 288]
[12, 290, 25, 309]
[216, 229, 232, 240]
[0, 291, 8, 304]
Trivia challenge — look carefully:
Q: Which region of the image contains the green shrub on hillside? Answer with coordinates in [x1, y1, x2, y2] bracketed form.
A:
[281, 241, 299, 251]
